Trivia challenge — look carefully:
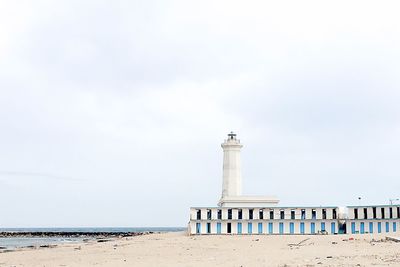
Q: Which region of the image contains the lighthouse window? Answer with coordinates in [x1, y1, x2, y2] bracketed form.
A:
[238, 209, 243, 220]
[322, 209, 327, 219]
[354, 208, 358, 219]
[389, 207, 393, 218]
[269, 210, 274, 220]
[207, 209, 212, 220]
[280, 210, 285, 220]
[217, 209, 222, 220]
[397, 207, 400, 218]
[249, 209, 254, 220]
[364, 208, 368, 219]
[373, 207, 377, 219]
[228, 209, 232, 220]
[259, 209, 264, 220]
[381, 208, 385, 219]
[196, 210, 201, 220]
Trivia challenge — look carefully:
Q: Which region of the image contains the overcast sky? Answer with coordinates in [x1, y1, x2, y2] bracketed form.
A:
[1, 0, 400, 227]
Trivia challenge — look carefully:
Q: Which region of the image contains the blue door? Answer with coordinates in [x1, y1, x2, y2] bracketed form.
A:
[311, 223, 315, 234]
[369, 222, 373, 233]
[217, 223, 221, 234]
[248, 223, 252, 234]
[360, 222, 365, 234]
[237, 223, 242, 234]
[378, 222, 382, 233]
[300, 222, 305, 234]
[290, 223, 294, 234]
[351, 222, 356, 234]
[196, 223, 201, 234]
[321, 222, 325, 232]
[258, 223, 263, 234]
[386, 222, 390, 232]
[279, 223, 284, 234]
[268, 223, 273, 234]
[331, 222, 336, 234]
[393, 222, 397, 232]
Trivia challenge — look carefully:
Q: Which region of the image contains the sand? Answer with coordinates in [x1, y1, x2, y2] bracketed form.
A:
[0, 232, 399, 266]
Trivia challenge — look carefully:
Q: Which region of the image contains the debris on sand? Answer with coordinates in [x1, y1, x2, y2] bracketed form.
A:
[385, 236, 400, 243]
[97, 239, 112, 243]
[288, 238, 310, 247]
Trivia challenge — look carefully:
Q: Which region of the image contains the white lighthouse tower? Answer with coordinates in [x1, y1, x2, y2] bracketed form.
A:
[218, 132, 279, 207]
[221, 132, 243, 198]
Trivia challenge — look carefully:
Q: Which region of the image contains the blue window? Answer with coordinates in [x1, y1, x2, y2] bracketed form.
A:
[386, 222, 390, 233]
[258, 223, 263, 234]
[279, 223, 284, 234]
[290, 222, 294, 234]
[393, 222, 397, 232]
[196, 223, 201, 234]
[248, 223, 252, 234]
[331, 222, 336, 234]
[369, 222, 373, 233]
[300, 222, 305, 234]
[360, 222, 365, 234]
[311, 222, 315, 234]
[237, 223, 242, 234]
[321, 222, 325, 231]
[268, 223, 273, 234]
[378, 222, 382, 233]
[351, 222, 356, 234]
[217, 223, 221, 234]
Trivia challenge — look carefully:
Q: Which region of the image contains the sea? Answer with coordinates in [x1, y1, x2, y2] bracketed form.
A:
[0, 227, 186, 249]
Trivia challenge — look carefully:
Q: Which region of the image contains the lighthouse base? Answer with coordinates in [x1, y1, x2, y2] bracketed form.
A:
[218, 195, 280, 207]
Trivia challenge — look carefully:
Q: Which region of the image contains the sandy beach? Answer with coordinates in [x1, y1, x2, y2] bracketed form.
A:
[1, 231, 399, 267]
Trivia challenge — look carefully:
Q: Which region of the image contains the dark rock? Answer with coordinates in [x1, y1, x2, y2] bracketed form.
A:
[0, 231, 145, 239]
[97, 239, 111, 243]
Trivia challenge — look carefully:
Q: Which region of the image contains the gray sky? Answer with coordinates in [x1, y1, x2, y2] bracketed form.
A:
[1, 0, 400, 227]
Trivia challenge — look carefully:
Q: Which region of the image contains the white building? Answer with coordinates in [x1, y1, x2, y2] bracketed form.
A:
[188, 133, 400, 235]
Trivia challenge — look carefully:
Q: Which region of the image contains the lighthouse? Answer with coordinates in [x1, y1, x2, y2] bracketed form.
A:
[221, 132, 243, 198]
[218, 132, 279, 207]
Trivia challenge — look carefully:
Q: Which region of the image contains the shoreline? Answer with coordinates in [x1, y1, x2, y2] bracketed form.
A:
[0, 231, 148, 238]
[0, 231, 155, 252]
